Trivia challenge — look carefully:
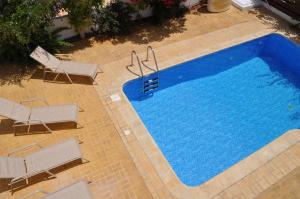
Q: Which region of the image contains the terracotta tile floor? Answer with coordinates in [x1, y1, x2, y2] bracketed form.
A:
[256, 166, 300, 199]
[64, 6, 253, 66]
[0, 78, 153, 199]
[0, 5, 299, 199]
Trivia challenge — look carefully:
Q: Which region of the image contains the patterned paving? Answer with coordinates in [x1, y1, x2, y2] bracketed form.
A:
[0, 78, 152, 199]
[0, 6, 299, 199]
[256, 165, 300, 199]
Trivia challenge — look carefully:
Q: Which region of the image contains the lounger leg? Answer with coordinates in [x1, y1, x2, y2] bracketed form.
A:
[13, 124, 28, 135]
[53, 73, 60, 82]
[9, 177, 27, 191]
[97, 66, 103, 73]
[77, 123, 83, 129]
[13, 124, 24, 135]
[42, 123, 52, 133]
[79, 107, 85, 112]
[65, 74, 73, 84]
[43, 68, 46, 81]
[10, 182, 14, 192]
[45, 170, 56, 179]
[76, 139, 83, 144]
[90, 76, 98, 85]
[82, 158, 90, 164]
[27, 124, 31, 134]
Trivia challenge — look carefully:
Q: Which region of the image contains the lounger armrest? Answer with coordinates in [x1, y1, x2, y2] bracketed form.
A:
[47, 67, 68, 75]
[14, 119, 44, 124]
[20, 98, 49, 106]
[13, 120, 29, 125]
[8, 143, 42, 156]
[19, 190, 49, 199]
[13, 119, 45, 126]
[55, 53, 73, 60]
[10, 175, 28, 185]
[44, 67, 60, 72]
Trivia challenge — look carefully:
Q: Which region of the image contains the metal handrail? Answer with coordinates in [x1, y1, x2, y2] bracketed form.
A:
[143, 46, 159, 72]
[130, 50, 144, 77]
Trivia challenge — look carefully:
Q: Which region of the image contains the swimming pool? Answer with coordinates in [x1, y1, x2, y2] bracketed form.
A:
[123, 34, 300, 187]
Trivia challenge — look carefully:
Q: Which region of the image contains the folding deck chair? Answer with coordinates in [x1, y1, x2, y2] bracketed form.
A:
[0, 97, 82, 134]
[0, 138, 88, 189]
[30, 46, 102, 84]
[19, 180, 93, 199]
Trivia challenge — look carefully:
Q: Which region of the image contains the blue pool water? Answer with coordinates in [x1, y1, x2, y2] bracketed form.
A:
[123, 34, 300, 186]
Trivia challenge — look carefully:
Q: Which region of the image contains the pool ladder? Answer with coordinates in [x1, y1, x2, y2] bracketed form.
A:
[129, 46, 160, 94]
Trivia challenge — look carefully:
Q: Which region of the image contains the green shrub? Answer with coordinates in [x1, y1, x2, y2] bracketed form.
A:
[0, 0, 68, 62]
[63, 0, 102, 32]
[110, 1, 135, 33]
[91, 0, 135, 37]
[151, 0, 187, 24]
[0, 0, 187, 62]
[130, 0, 187, 24]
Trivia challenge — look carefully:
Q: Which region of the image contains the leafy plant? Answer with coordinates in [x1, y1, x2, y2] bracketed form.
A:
[130, 0, 187, 24]
[62, 0, 102, 33]
[91, 5, 120, 36]
[0, 0, 68, 62]
[91, 0, 135, 37]
[152, 0, 187, 24]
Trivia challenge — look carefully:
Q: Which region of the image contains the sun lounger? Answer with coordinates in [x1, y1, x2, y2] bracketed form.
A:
[0, 97, 81, 134]
[19, 180, 93, 199]
[30, 46, 102, 84]
[0, 139, 87, 189]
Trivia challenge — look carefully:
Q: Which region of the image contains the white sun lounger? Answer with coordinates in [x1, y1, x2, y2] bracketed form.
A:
[0, 97, 81, 134]
[30, 46, 102, 84]
[19, 180, 93, 199]
[0, 138, 88, 189]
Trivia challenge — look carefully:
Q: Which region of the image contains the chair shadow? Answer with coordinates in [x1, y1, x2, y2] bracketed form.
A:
[0, 119, 14, 135]
[30, 68, 98, 85]
[0, 180, 10, 194]
[14, 122, 79, 136]
[0, 119, 79, 136]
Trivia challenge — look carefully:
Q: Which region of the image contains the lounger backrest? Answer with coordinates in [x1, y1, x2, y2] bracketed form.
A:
[0, 97, 31, 122]
[0, 157, 26, 179]
[30, 46, 61, 70]
[42, 180, 93, 199]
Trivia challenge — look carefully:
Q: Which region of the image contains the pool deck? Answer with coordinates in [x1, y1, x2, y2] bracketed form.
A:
[0, 6, 300, 199]
[94, 18, 300, 199]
